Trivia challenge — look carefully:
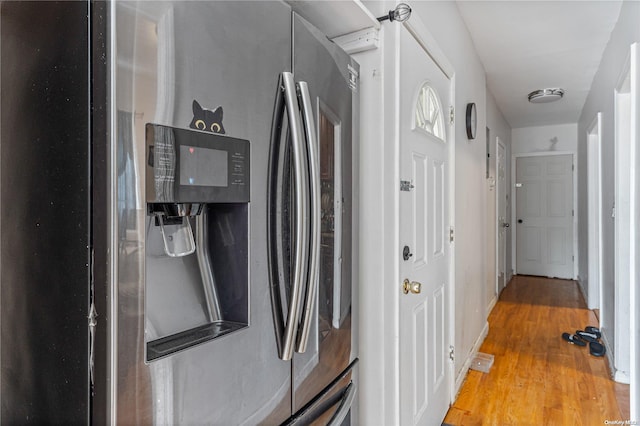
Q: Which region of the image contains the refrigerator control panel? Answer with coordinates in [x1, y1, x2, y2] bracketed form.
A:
[145, 123, 250, 203]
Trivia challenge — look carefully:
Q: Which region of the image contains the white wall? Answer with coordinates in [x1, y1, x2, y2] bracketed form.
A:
[577, 0, 639, 414]
[512, 123, 577, 155]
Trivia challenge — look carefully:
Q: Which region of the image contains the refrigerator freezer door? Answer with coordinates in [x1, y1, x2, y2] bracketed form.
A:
[285, 360, 358, 426]
[291, 12, 359, 413]
[112, 2, 292, 424]
[1, 2, 91, 423]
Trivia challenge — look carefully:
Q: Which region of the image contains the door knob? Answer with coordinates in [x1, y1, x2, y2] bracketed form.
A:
[403, 279, 422, 294]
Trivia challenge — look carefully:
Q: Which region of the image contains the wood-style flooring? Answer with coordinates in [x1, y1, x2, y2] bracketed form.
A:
[443, 275, 630, 425]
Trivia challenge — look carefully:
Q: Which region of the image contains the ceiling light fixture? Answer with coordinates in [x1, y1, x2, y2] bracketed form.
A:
[527, 88, 565, 103]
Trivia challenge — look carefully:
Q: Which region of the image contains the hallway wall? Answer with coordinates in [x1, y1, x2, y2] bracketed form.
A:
[577, 0, 639, 388]
[512, 123, 578, 155]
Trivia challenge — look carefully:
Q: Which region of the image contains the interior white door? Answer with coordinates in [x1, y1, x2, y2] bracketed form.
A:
[398, 27, 451, 426]
[497, 140, 507, 292]
[515, 155, 574, 279]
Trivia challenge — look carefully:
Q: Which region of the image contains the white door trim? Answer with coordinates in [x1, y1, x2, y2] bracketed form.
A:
[586, 112, 603, 312]
[511, 151, 578, 279]
[496, 137, 507, 297]
[629, 41, 639, 423]
[403, 16, 454, 79]
[401, 12, 457, 409]
[612, 43, 639, 388]
[614, 52, 632, 384]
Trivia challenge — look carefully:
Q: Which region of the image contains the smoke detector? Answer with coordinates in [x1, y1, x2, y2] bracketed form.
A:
[527, 88, 565, 103]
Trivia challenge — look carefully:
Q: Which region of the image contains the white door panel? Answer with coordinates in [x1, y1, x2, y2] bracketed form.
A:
[516, 155, 574, 278]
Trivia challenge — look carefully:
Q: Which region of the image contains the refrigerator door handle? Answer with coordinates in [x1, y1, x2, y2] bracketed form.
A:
[282, 72, 310, 361]
[267, 75, 284, 356]
[328, 382, 357, 426]
[295, 81, 320, 353]
[267, 73, 287, 359]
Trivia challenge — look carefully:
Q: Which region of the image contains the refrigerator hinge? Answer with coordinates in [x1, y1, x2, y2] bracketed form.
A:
[449, 345, 455, 362]
[88, 301, 97, 386]
[449, 106, 455, 125]
[449, 226, 454, 243]
[88, 248, 97, 385]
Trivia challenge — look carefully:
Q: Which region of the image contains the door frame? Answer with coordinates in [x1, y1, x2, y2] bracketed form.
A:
[487, 127, 497, 312]
[629, 41, 639, 423]
[401, 13, 457, 407]
[511, 151, 577, 279]
[586, 112, 603, 313]
[613, 44, 637, 385]
[496, 137, 507, 296]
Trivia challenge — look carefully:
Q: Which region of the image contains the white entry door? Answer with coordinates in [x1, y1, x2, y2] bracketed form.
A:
[515, 155, 574, 279]
[398, 26, 451, 425]
[497, 140, 508, 292]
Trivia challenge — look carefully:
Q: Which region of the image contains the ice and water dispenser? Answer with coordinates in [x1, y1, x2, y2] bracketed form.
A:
[144, 124, 249, 361]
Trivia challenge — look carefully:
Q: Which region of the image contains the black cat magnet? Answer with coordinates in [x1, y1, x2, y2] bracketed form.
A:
[189, 100, 225, 134]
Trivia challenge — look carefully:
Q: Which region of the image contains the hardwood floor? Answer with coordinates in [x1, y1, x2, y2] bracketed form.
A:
[443, 275, 630, 425]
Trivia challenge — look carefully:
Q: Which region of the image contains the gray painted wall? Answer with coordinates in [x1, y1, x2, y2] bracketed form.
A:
[577, 0, 639, 391]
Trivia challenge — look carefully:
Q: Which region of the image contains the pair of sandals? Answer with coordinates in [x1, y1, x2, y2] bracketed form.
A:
[562, 326, 606, 357]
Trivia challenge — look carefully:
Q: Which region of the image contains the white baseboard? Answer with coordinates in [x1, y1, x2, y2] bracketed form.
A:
[576, 275, 588, 306]
[453, 321, 489, 397]
[614, 369, 631, 384]
[600, 332, 630, 384]
[487, 296, 498, 316]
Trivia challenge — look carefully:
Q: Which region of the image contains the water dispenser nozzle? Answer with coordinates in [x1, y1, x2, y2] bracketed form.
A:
[149, 203, 203, 257]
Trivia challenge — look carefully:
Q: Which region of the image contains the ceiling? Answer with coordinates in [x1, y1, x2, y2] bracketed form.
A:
[286, 1, 380, 38]
[289, 1, 623, 129]
[455, 1, 623, 128]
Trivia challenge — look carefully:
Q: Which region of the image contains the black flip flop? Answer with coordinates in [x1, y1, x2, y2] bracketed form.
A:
[562, 332, 586, 346]
[576, 330, 599, 343]
[585, 326, 601, 338]
[589, 341, 606, 357]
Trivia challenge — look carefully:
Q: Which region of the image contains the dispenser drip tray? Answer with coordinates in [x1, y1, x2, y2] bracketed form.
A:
[147, 320, 247, 361]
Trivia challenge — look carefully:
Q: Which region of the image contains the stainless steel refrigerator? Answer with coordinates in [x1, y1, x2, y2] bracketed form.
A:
[1, 1, 359, 424]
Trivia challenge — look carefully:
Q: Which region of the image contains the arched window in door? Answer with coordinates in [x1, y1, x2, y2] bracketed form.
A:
[413, 82, 445, 141]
